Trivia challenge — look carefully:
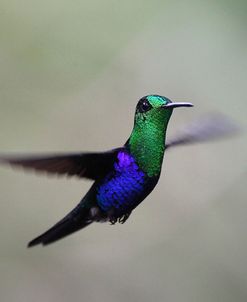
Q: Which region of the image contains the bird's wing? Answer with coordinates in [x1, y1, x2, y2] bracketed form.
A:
[165, 113, 240, 150]
[0, 149, 120, 180]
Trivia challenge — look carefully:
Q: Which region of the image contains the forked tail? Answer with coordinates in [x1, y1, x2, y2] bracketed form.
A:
[28, 203, 92, 247]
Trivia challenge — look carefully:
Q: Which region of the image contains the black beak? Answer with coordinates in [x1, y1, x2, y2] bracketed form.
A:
[163, 102, 193, 109]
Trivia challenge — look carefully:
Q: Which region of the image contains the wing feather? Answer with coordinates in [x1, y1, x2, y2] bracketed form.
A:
[0, 149, 120, 180]
[166, 113, 239, 150]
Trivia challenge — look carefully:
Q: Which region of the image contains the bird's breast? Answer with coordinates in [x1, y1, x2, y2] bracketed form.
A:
[96, 150, 156, 214]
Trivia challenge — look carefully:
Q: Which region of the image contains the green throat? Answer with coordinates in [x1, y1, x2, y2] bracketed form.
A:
[128, 96, 173, 177]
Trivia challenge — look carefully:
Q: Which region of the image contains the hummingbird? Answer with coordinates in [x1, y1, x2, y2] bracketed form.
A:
[0, 95, 237, 247]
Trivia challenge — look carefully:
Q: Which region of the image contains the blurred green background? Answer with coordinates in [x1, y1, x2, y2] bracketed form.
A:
[0, 1, 246, 301]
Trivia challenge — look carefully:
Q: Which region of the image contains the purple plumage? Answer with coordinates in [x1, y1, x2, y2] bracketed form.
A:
[96, 150, 147, 213]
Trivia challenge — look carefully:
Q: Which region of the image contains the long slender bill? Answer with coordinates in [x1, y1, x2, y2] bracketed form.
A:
[164, 102, 193, 108]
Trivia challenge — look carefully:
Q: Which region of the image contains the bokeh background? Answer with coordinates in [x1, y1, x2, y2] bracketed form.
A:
[0, 1, 246, 301]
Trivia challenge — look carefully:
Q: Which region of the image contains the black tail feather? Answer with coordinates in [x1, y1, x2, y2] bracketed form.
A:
[28, 205, 92, 247]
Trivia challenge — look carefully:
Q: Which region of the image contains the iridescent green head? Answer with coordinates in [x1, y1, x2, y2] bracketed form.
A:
[128, 95, 193, 177]
[134, 94, 192, 123]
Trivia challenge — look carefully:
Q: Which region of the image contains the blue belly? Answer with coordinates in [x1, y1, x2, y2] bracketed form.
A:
[96, 150, 146, 212]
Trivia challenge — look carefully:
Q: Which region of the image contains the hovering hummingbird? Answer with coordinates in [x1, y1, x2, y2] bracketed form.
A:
[0, 95, 237, 247]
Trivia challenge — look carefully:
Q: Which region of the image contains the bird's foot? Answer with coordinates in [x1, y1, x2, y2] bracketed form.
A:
[118, 212, 131, 224]
[108, 209, 132, 225]
[109, 217, 117, 225]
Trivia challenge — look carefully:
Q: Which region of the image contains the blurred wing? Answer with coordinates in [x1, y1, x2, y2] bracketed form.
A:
[0, 149, 120, 180]
[166, 113, 240, 150]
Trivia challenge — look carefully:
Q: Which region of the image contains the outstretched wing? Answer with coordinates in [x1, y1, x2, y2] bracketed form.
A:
[166, 113, 240, 150]
[0, 149, 120, 180]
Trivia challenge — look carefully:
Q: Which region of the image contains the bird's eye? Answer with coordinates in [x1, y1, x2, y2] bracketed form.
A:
[138, 99, 152, 113]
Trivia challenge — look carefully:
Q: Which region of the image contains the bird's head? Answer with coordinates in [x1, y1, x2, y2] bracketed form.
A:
[128, 95, 193, 176]
[134, 95, 193, 127]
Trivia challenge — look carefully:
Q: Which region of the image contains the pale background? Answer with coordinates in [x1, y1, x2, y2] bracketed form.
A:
[0, 1, 246, 301]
